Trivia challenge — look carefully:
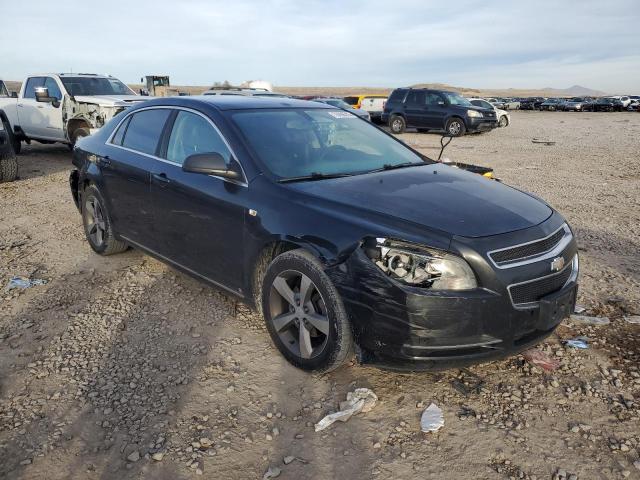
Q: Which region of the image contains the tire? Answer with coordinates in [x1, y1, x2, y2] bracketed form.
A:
[389, 115, 406, 134]
[445, 117, 466, 136]
[0, 151, 18, 183]
[71, 127, 90, 146]
[1, 118, 20, 155]
[261, 249, 354, 373]
[498, 116, 509, 128]
[81, 184, 128, 255]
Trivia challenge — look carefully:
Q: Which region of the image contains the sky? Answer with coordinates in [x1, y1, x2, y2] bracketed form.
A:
[2, 0, 639, 92]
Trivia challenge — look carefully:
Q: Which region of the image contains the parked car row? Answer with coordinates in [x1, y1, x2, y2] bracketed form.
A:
[515, 95, 638, 112]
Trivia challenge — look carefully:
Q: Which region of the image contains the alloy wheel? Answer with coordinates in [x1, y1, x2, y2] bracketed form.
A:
[84, 197, 106, 247]
[269, 270, 329, 360]
[392, 118, 402, 132]
[448, 121, 462, 135]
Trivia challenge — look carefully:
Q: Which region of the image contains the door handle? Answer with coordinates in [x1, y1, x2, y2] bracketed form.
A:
[152, 172, 170, 185]
[96, 156, 111, 168]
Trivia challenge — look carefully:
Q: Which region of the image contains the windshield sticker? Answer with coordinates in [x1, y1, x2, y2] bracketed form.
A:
[328, 111, 356, 118]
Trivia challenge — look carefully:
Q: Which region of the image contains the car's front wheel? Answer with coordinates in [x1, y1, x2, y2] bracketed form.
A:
[498, 115, 509, 127]
[261, 249, 353, 372]
[82, 184, 128, 255]
[446, 117, 466, 136]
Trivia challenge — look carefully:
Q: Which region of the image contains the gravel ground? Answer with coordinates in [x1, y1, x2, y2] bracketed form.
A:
[0, 111, 639, 480]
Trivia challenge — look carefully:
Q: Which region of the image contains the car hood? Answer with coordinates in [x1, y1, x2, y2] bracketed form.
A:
[73, 95, 151, 107]
[288, 164, 552, 238]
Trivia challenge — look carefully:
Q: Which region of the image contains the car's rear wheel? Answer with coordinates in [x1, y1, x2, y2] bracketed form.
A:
[261, 249, 353, 372]
[446, 118, 466, 136]
[498, 116, 509, 127]
[389, 115, 406, 134]
[82, 184, 128, 255]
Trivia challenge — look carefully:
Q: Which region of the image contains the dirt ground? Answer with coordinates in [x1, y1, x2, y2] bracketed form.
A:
[1, 111, 639, 480]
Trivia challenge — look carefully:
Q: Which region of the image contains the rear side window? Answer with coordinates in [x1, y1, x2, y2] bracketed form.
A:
[121, 109, 171, 155]
[406, 90, 426, 106]
[111, 116, 131, 146]
[23, 77, 46, 99]
[166, 111, 232, 166]
[388, 89, 407, 103]
[343, 96, 358, 105]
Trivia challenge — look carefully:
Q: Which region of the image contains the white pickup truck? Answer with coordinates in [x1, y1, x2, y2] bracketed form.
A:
[0, 73, 148, 153]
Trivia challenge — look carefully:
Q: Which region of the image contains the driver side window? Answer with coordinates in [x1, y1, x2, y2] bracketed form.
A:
[44, 77, 63, 101]
[166, 111, 232, 166]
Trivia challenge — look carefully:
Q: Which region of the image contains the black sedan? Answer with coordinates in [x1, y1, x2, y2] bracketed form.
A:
[70, 96, 579, 372]
[593, 97, 624, 112]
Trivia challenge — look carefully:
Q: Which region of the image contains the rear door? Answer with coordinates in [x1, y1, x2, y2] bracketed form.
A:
[403, 90, 427, 127]
[150, 108, 247, 292]
[17, 76, 46, 138]
[101, 107, 172, 246]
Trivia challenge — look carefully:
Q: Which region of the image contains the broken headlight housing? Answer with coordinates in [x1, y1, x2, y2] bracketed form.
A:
[364, 238, 477, 290]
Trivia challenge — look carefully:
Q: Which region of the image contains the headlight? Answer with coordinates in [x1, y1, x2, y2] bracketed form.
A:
[467, 110, 483, 118]
[364, 238, 477, 290]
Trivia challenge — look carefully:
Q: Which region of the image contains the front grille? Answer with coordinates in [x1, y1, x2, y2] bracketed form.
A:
[509, 262, 573, 305]
[490, 227, 565, 265]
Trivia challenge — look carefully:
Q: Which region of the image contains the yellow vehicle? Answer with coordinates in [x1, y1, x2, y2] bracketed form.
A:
[140, 75, 183, 97]
[343, 94, 388, 109]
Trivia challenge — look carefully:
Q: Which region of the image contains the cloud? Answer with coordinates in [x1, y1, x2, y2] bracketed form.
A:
[1, 0, 638, 92]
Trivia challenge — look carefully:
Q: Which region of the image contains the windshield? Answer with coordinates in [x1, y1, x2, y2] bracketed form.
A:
[60, 77, 135, 96]
[323, 99, 351, 109]
[231, 109, 426, 179]
[443, 92, 473, 106]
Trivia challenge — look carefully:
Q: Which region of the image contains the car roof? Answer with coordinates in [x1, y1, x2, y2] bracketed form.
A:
[136, 95, 332, 111]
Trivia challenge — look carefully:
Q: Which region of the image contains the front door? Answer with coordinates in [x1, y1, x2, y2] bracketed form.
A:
[17, 76, 47, 138]
[150, 109, 246, 293]
[423, 92, 448, 129]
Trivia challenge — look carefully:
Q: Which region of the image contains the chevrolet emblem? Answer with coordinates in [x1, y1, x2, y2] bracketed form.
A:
[550, 257, 565, 272]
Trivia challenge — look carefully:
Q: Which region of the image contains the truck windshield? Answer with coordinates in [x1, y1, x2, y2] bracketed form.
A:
[231, 109, 427, 180]
[60, 77, 135, 96]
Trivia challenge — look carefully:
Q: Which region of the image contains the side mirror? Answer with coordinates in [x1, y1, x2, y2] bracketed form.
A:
[10, 91, 18, 98]
[182, 153, 242, 180]
[35, 87, 60, 107]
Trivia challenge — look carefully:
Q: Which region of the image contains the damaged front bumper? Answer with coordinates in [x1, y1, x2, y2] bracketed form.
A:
[326, 218, 578, 371]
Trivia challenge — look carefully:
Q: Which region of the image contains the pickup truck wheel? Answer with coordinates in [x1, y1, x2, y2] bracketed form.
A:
[262, 249, 354, 373]
[82, 185, 128, 255]
[1, 119, 20, 154]
[389, 115, 406, 134]
[446, 118, 466, 136]
[0, 152, 18, 183]
[71, 127, 90, 146]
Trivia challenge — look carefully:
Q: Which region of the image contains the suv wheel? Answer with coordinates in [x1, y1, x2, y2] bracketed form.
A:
[446, 118, 466, 136]
[261, 249, 354, 372]
[389, 115, 406, 134]
[82, 184, 128, 255]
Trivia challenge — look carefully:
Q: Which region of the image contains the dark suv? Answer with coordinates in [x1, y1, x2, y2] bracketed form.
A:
[382, 88, 498, 136]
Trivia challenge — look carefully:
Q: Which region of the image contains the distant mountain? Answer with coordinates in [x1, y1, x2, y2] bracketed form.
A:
[542, 85, 608, 97]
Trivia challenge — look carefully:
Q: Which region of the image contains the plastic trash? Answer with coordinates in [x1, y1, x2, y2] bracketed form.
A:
[624, 316, 640, 325]
[420, 403, 444, 433]
[314, 388, 378, 432]
[564, 338, 589, 349]
[263, 466, 281, 479]
[522, 349, 560, 371]
[574, 305, 587, 314]
[5, 276, 47, 291]
[570, 314, 610, 326]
